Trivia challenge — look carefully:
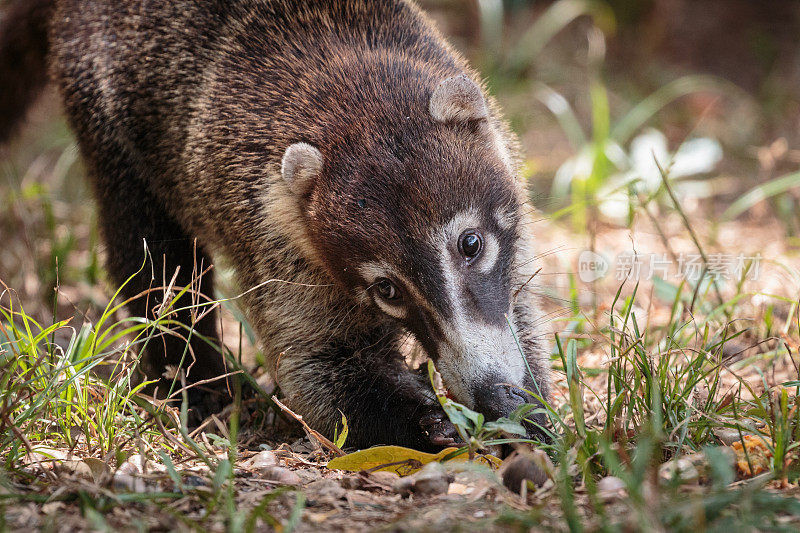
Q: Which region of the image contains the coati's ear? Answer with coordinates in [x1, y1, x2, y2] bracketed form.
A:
[429, 74, 488, 123]
[281, 142, 323, 198]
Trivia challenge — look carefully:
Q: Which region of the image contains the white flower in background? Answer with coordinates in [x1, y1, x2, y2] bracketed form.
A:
[554, 128, 723, 222]
[600, 129, 723, 220]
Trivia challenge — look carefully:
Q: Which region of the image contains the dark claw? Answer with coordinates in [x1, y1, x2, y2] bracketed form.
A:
[419, 409, 461, 448]
[419, 411, 446, 427]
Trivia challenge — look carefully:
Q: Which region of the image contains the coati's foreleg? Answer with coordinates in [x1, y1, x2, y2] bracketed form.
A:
[276, 324, 459, 451]
[86, 149, 230, 419]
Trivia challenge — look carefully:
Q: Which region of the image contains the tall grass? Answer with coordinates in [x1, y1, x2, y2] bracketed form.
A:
[0, 284, 151, 464]
[0, 270, 303, 531]
[492, 271, 800, 530]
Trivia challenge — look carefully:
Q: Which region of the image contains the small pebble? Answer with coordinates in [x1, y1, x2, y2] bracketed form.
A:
[714, 428, 748, 446]
[261, 466, 302, 485]
[394, 462, 452, 497]
[55, 460, 93, 480]
[295, 468, 323, 484]
[125, 454, 165, 473]
[340, 475, 363, 490]
[117, 461, 140, 475]
[369, 471, 400, 487]
[659, 457, 700, 484]
[341, 470, 401, 490]
[244, 450, 279, 470]
[113, 472, 148, 492]
[597, 476, 626, 501]
[182, 475, 207, 488]
[307, 478, 346, 500]
[127, 454, 146, 472]
[501, 452, 549, 493]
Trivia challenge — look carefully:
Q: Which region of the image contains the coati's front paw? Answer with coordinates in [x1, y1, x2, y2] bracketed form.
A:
[419, 410, 461, 448]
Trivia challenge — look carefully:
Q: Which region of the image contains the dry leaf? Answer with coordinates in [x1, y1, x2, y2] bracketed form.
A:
[327, 445, 500, 476]
[82, 458, 110, 483]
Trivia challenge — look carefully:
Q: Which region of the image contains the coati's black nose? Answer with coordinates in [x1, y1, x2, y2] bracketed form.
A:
[473, 380, 527, 421]
[473, 378, 551, 443]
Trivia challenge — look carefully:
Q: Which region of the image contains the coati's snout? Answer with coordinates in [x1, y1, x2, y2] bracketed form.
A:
[472, 377, 551, 442]
[352, 204, 543, 428]
[353, 212, 544, 432]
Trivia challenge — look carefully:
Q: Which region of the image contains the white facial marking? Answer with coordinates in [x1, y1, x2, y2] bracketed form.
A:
[429, 211, 524, 407]
[477, 232, 499, 274]
[493, 206, 516, 231]
[436, 320, 527, 408]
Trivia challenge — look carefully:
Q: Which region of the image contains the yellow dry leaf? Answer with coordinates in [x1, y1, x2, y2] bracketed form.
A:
[327, 446, 501, 476]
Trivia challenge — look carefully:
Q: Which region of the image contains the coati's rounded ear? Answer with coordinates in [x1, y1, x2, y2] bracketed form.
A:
[281, 142, 323, 198]
[429, 74, 488, 123]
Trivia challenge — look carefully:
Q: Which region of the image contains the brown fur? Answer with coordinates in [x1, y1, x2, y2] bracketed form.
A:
[1, 0, 551, 449]
[0, 0, 52, 143]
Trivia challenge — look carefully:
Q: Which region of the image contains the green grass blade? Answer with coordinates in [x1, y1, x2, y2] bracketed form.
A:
[722, 170, 800, 221]
[612, 75, 733, 145]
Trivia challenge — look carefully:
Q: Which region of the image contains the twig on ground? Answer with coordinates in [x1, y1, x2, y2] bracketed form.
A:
[271, 395, 345, 457]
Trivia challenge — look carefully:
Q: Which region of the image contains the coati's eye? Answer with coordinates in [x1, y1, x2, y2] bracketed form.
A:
[458, 230, 484, 261]
[374, 278, 400, 301]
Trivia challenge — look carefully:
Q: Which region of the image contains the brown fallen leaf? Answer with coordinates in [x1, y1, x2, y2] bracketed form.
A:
[82, 457, 110, 483]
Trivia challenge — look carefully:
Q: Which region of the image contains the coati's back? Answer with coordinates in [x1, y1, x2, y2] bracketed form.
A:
[49, 0, 501, 258]
[52, 0, 223, 171]
[51, 0, 467, 185]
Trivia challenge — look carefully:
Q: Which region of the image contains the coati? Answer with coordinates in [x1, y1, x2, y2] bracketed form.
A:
[0, 0, 552, 450]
